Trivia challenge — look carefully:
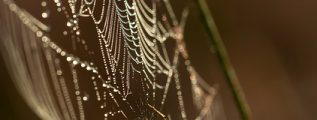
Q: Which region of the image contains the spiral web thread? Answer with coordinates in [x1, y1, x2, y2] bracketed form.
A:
[0, 0, 226, 119]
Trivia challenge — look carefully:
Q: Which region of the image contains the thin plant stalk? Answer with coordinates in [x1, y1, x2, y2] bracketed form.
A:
[195, 0, 252, 119]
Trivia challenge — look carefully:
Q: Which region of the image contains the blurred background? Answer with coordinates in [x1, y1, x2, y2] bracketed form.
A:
[1, 0, 317, 120]
[207, 0, 317, 119]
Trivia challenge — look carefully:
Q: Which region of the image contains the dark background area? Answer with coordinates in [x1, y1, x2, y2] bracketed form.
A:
[1, 0, 317, 120]
[208, 0, 317, 119]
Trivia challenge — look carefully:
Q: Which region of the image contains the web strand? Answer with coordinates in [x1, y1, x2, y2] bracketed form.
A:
[0, 0, 224, 119]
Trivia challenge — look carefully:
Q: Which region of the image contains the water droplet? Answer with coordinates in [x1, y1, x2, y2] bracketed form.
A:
[72, 60, 78, 65]
[41, 12, 49, 18]
[41, 36, 49, 42]
[41, 1, 47, 6]
[56, 48, 62, 53]
[36, 31, 43, 37]
[83, 95, 89, 101]
[57, 8, 62, 12]
[63, 31, 68, 35]
[81, 63, 86, 67]
[76, 31, 80, 35]
[60, 51, 66, 56]
[56, 70, 62, 75]
[113, 89, 118, 92]
[66, 56, 72, 61]
[66, 21, 72, 27]
[86, 66, 92, 71]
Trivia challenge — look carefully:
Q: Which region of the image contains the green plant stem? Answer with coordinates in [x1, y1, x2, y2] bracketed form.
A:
[195, 0, 252, 119]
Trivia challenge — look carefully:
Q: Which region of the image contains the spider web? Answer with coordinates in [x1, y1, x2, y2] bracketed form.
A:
[0, 0, 226, 119]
